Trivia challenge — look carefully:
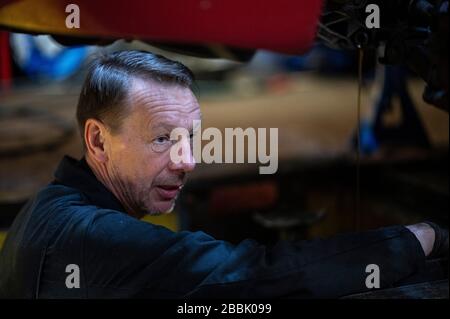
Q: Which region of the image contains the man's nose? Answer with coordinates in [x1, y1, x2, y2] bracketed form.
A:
[168, 139, 196, 173]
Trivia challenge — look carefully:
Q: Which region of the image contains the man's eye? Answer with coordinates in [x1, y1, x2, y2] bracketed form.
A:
[153, 136, 170, 144]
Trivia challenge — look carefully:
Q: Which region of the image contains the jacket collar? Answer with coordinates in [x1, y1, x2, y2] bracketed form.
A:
[53, 155, 125, 212]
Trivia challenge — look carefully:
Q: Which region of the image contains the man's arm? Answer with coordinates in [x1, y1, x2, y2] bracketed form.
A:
[79, 211, 433, 298]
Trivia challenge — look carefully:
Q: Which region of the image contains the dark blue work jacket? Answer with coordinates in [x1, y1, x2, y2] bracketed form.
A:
[0, 156, 425, 298]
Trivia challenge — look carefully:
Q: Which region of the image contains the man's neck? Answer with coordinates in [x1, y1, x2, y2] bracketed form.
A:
[85, 154, 142, 219]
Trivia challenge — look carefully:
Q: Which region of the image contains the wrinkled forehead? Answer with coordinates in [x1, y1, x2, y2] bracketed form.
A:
[127, 78, 201, 130]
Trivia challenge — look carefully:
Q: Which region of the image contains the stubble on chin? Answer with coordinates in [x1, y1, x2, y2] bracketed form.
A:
[111, 167, 181, 217]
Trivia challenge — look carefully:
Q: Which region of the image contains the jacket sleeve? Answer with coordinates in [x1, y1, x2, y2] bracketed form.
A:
[83, 209, 426, 298]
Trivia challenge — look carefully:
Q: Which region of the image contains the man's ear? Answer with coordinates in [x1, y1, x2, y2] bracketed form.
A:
[84, 118, 109, 163]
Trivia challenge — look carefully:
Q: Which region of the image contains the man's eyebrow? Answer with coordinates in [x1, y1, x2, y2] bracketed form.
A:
[149, 122, 195, 133]
[148, 122, 176, 132]
[148, 114, 202, 132]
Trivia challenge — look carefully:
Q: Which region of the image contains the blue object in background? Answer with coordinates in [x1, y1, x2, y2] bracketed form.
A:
[282, 44, 354, 73]
[11, 34, 88, 81]
[359, 120, 379, 154]
[353, 65, 430, 154]
[26, 45, 87, 80]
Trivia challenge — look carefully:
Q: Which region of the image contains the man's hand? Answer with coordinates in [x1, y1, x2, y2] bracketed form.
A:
[406, 222, 449, 258]
[406, 223, 436, 257]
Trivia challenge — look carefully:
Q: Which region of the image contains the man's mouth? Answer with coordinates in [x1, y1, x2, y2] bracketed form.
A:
[155, 184, 183, 200]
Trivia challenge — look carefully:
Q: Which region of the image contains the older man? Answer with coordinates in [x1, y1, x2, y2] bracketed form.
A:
[0, 51, 446, 298]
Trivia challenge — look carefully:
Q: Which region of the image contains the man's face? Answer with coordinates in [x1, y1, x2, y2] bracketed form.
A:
[105, 78, 201, 216]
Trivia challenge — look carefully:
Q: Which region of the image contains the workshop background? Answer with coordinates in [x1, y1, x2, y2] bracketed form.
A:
[0, 1, 448, 299]
[1, 35, 447, 246]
